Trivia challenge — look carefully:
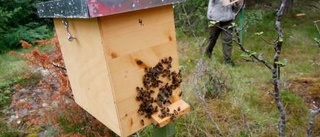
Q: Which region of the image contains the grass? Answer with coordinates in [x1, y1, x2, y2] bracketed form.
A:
[0, 53, 28, 88]
[0, 44, 52, 90]
[172, 4, 320, 136]
[0, 48, 45, 108]
[0, 52, 30, 136]
[0, 46, 52, 136]
[0, 119, 20, 137]
[0, 52, 29, 111]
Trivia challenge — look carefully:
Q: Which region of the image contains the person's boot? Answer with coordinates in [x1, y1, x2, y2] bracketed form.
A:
[225, 60, 235, 67]
[205, 49, 212, 58]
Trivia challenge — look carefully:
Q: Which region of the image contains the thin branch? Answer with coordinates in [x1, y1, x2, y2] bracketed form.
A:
[181, 3, 201, 44]
[52, 62, 67, 71]
[296, 2, 320, 11]
[179, 2, 223, 135]
[235, 98, 252, 137]
[314, 20, 320, 35]
[274, 0, 287, 136]
[233, 30, 273, 70]
[307, 108, 320, 137]
[193, 58, 223, 136]
[314, 20, 320, 48]
[214, 17, 274, 70]
[264, 4, 279, 12]
[232, 0, 287, 136]
[259, 37, 276, 46]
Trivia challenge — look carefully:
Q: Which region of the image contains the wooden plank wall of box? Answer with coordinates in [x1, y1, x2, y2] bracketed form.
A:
[37, 0, 189, 136]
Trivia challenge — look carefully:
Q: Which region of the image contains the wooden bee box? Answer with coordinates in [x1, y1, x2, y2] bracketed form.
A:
[37, 0, 189, 136]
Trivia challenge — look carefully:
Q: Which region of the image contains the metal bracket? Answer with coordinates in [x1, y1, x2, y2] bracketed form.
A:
[62, 19, 76, 42]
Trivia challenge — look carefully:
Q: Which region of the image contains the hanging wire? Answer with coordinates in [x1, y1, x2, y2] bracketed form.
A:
[62, 19, 76, 42]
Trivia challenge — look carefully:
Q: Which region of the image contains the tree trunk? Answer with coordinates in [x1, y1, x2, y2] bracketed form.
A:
[283, 0, 293, 13]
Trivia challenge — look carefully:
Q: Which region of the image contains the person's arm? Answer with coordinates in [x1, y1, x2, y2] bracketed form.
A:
[232, 0, 244, 12]
[207, 0, 215, 19]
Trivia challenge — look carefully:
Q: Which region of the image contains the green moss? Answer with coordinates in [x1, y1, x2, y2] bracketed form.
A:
[0, 119, 20, 137]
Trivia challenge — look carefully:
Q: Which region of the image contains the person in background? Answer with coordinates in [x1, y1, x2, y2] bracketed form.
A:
[205, 0, 243, 66]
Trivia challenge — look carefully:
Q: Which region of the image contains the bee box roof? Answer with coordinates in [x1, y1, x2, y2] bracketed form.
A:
[37, 0, 184, 18]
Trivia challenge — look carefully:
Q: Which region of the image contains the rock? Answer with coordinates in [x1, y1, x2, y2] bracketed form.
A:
[20, 109, 29, 116]
[42, 103, 48, 107]
[8, 115, 19, 123]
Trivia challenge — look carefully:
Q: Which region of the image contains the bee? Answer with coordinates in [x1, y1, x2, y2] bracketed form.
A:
[167, 64, 172, 69]
[138, 109, 144, 115]
[136, 96, 142, 101]
[148, 98, 153, 104]
[136, 87, 145, 93]
[144, 67, 149, 72]
[146, 114, 151, 119]
[179, 91, 182, 97]
[155, 63, 164, 72]
[158, 114, 164, 119]
[139, 19, 143, 25]
[167, 100, 172, 104]
[153, 106, 158, 113]
[140, 119, 145, 126]
[136, 59, 143, 65]
[144, 85, 150, 90]
[174, 110, 178, 115]
[170, 115, 176, 121]
[155, 124, 160, 127]
[162, 73, 167, 78]
[177, 107, 181, 111]
[160, 107, 166, 113]
[161, 59, 165, 63]
[164, 91, 170, 97]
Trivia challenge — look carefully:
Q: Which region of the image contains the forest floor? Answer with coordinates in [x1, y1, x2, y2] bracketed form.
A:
[172, 7, 320, 136]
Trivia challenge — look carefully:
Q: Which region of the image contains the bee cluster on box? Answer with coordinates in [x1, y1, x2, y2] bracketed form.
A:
[135, 56, 182, 126]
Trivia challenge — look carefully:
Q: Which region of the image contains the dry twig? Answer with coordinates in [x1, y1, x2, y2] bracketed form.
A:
[307, 107, 320, 137]
[192, 58, 223, 136]
[179, 1, 224, 136]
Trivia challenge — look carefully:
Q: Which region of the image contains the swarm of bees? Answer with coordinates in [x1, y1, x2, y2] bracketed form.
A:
[136, 56, 182, 125]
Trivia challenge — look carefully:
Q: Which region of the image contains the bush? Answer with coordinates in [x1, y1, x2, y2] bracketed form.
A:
[0, 0, 53, 53]
[203, 62, 232, 99]
[174, 1, 208, 37]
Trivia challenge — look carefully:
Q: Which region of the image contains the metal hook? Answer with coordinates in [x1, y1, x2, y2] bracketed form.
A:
[62, 19, 76, 42]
